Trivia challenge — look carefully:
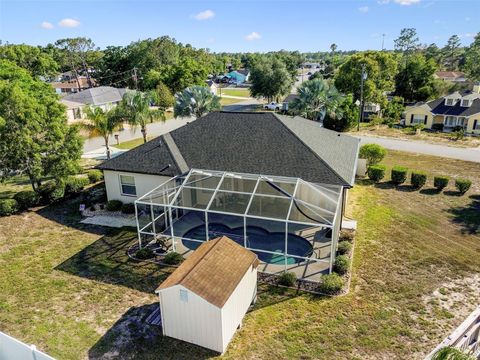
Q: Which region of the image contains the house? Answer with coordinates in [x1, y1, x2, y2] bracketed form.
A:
[97, 111, 360, 281]
[362, 102, 381, 121]
[60, 86, 130, 124]
[225, 70, 249, 84]
[206, 80, 218, 95]
[51, 76, 93, 95]
[156, 236, 258, 353]
[282, 93, 299, 112]
[434, 71, 467, 83]
[404, 83, 480, 134]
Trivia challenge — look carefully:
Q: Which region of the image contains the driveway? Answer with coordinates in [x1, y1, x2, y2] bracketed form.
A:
[355, 135, 480, 163]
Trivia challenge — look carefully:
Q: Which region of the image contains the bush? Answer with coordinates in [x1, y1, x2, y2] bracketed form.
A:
[164, 252, 183, 265]
[13, 190, 40, 210]
[0, 199, 19, 216]
[359, 144, 387, 166]
[106, 200, 123, 211]
[65, 176, 89, 196]
[318, 273, 344, 295]
[339, 230, 354, 243]
[38, 181, 65, 204]
[135, 248, 154, 260]
[455, 179, 472, 194]
[337, 241, 352, 255]
[367, 165, 386, 182]
[431, 123, 444, 132]
[433, 176, 449, 191]
[411, 171, 427, 189]
[87, 170, 103, 184]
[391, 166, 408, 185]
[278, 272, 297, 286]
[334, 255, 350, 275]
[121, 203, 135, 214]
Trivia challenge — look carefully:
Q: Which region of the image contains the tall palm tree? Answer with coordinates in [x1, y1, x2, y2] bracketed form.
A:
[82, 105, 122, 159]
[174, 86, 221, 119]
[118, 91, 165, 143]
[290, 79, 344, 123]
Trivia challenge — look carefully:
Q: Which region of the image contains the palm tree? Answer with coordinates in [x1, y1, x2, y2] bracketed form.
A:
[290, 79, 344, 122]
[82, 105, 122, 159]
[330, 43, 338, 55]
[118, 91, 165, 143]
[431, 347, 475, 360]
[174, 86, 221, 119]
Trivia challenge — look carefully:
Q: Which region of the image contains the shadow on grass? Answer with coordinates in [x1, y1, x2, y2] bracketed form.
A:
[55, 228, 172, 294]
[444, 190, 463, 197]
[448, 194, 480, 234]
[88, 303, 217, 360]
[419, 188, 441, 196]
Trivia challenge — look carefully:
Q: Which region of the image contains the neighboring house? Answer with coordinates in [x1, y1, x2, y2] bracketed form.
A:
[282, 93, 299, 112]
[236, 69, 250, 82]
[434, 71, 467, 83]
[51, 76, 93, 95]
[362, 102, 381, 121]
[206, 80, 218, 95]
[225, 70, 248, 84]
[405, 84, 480, 134]
[60, 86, 129, 124]
[156, 236, 258, 353]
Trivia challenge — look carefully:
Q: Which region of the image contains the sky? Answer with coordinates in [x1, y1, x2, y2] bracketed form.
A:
[0, 0, 478, 52]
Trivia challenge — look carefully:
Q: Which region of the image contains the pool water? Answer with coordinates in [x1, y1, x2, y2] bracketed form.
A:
[182, 223, 313, 265]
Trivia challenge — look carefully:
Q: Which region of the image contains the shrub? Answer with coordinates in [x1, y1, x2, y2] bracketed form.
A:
[87, 170, 103, 184]
[65, 176, 89, 196]
[455, 179, 472, 194]
[318, 273, 344, 295]
[106, 200, 123, 211]
[433, 176, 449, 191]
[367, 165, 386, 182]
[164, 252, 183, 265]
[411, 171, 427, 189]
[431, 123, 444, 132]
[135, 248, 154, 260]
[339, 230, 354, 243]
[278, 272, 297, 287]
[391, 166, 408, 185]
[0, 199, 19, 216]
[13, 190, 40, 210]
[337, 241, 352, 255]
[334, 255, 350, 275]
[359, 144, 387, 166]
[121, 203, 135, 214]
[38, 181, 65, 204]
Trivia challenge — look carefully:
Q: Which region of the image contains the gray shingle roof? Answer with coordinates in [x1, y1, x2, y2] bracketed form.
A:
[97, 112, 360, 187]
[62, 86, 129, 106]
[426, 92, 480, 117]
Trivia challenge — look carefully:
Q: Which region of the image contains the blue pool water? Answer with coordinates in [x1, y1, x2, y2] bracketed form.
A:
[182, 223, 313, 265]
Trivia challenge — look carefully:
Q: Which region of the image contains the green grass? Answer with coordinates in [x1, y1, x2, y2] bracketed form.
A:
[220, 97, 244, 106]
[220, 88, 251, 98]
[0, 175, 31, 200]
[0, 151, 479, 359]
[115, 137, 148, 150]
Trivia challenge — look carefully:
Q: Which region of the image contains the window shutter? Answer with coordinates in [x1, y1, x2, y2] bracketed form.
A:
[410, 114, 414, 124]
[424, 115, 428, 125]
[474, 120, 478, 130]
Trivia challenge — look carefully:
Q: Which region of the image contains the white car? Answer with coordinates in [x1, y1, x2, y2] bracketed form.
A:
[264, 102, 280, 111]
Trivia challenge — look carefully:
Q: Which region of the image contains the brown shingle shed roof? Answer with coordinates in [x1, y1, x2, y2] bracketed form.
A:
[156, 237, 258, 308]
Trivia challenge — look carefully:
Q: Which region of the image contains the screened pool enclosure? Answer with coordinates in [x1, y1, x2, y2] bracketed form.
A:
[135, 169, 344, 281]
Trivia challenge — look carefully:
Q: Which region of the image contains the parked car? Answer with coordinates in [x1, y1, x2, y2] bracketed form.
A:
[264, 102, 280, 111]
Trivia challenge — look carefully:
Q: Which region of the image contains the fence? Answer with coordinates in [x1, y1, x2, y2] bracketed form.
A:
[0, 331, 56, 360]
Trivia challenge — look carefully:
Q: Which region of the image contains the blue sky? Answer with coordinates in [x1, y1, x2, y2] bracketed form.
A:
[0, 0, 478, 52]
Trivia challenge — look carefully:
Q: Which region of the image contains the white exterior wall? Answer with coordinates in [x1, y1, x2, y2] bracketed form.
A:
[220, 265, 257, 353]
[158, 285, 224, 352]
[103, 170, 172, 203]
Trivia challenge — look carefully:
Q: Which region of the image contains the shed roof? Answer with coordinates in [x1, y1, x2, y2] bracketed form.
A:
[156, 237, 258, 308]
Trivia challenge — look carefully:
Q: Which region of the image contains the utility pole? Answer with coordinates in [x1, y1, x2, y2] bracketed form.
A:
[358, 64, 367, 131]
[381, 33, 386, 51]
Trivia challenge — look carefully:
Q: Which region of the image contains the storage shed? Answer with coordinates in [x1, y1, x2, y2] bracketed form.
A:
[155, 236, 259, 353]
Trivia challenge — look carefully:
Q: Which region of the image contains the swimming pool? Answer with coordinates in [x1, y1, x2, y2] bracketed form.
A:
[181, 223, 313, 265]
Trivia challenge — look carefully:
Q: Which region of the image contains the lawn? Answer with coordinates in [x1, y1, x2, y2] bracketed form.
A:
[0, 151, 479, 359]
[219, 88, 251, 98]
[115, 137, 149, 150]
[220, 97, 244, 106]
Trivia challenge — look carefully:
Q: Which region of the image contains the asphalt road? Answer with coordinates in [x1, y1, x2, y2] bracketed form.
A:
[356, 135, 480, 163]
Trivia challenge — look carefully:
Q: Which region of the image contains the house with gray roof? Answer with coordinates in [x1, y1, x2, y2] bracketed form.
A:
[405, 84, 480, 134]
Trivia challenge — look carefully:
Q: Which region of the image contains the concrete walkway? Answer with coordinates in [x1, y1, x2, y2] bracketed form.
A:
[356, 135, 480, 163]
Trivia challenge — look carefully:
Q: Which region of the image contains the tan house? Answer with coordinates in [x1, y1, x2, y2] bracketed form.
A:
[51, 76, 94, 95]
[405, 84, 480, 134]
[434, 71, 467, 83]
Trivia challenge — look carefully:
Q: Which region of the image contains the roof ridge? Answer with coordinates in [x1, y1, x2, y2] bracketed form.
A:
[272, 113, 350, 187]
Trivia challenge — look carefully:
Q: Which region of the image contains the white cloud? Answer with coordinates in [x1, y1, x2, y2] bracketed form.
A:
[40, 21, 54, 29]
[192, 10, 215, 20]
[245, 32, 261, 41]
[377, 0, 390, 4]
[394, 0, 420, 5]
[460, 33, 475, 39]
[58, 18, 81, 28]
[358, 6, 369, 13]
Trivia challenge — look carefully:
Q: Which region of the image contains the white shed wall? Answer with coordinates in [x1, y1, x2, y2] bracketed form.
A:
[220, 265, 257, 353]
[159, 285, 223, 353]
[103, 170, 172, 204]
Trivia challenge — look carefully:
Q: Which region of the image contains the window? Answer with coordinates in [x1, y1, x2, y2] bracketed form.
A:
[461, 99, 470, 107]
[412, 114, 425, 124]
[457, 117, 466, 126]
[444, 116, 456, 127]
[120, 175, 136, 196]
[445, 98, 454, 106]
[474, 120, 480, 130]
[179, 289, 188, 302]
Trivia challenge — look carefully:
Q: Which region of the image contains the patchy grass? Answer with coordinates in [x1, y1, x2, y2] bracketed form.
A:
[115, 137, 150, 150]
[0, 175, 31, 200]
[220, 97, 244, 106]
[220, 88, 251, 98]
[0, 151, 479, 359]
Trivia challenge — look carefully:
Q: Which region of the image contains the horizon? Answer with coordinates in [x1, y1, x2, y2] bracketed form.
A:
[0, 0, 478, 52]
